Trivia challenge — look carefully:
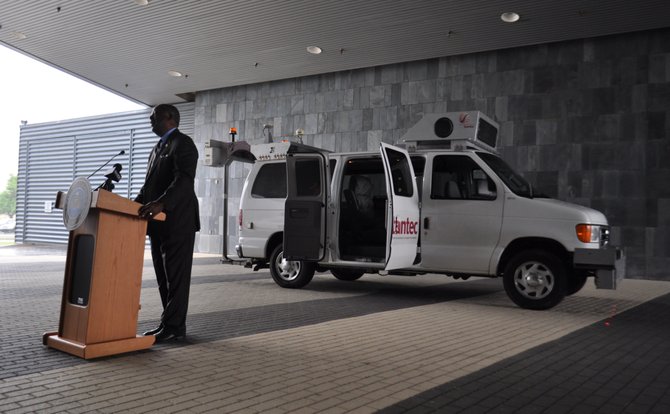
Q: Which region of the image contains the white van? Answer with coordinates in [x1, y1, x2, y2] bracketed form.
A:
[205, 112, 624, 310]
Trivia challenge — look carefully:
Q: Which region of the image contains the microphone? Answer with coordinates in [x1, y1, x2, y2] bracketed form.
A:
[98, 163, 123, 191]
[104, 163, 123, 183]
[87, 150, 125, 179]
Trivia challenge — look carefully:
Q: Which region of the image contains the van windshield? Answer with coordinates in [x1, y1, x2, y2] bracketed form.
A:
[476, 152, 532, 198]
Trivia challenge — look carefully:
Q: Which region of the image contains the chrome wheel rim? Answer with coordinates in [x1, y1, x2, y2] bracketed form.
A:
[513, 261, 554, 300]
[275, 251, 301, 281]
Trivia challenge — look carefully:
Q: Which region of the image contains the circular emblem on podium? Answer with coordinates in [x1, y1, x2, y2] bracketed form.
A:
[63, 177, 92, 231]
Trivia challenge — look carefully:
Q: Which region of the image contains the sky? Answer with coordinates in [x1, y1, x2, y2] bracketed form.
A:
[0, 45, 146, 189]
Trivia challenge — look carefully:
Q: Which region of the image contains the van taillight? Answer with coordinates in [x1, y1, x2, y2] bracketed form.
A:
[238, 209, 243, 228]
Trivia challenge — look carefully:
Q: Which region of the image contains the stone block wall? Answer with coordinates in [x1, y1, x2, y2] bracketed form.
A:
[194, 28, 670, 280]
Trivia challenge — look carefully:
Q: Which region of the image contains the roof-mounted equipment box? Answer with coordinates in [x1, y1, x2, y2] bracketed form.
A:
[402, 111, 499, 152]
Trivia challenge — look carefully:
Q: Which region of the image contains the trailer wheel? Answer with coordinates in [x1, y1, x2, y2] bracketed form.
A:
[503, 250, 567, 310]
[567, 273, 588, 295]
[331, 268, 365, 281]
[269, 244, 315, 289]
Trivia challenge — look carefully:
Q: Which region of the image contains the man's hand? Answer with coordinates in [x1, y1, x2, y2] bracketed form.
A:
[138, 201, 164, 219]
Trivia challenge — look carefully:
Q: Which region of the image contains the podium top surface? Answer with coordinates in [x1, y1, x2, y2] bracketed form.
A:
[56, 189, 165, 221]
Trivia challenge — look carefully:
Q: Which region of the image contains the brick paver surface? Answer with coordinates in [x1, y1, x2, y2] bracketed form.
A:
[380, 292, 670, 414]
[1, 244, 669, 413]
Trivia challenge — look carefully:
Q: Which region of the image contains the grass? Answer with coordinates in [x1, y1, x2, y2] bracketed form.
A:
[0, 234, 15, 246]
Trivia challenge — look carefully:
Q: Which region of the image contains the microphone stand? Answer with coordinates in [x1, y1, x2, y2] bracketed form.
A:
[87, 150, 126, 180]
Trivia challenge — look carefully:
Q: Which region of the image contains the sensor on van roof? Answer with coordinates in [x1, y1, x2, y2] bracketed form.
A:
[401, 111, 499, 152]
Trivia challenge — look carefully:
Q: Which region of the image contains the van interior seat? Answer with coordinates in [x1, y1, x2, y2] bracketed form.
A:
[339, 173, 385, 261]
[343, 188, 357, 210]
[446, 181, 462, 199]
[476, 179, 494, 197]
[351, 175, 374, 218]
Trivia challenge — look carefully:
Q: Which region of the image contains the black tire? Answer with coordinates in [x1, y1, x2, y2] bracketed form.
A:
[503, 250, 567, 310]
[330, 268, 365, 281]
[567, 273, 588, 295]
[269, 244, 315, 289]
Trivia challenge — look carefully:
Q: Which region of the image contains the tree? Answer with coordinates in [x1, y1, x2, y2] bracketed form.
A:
[0, 175, 17, 218]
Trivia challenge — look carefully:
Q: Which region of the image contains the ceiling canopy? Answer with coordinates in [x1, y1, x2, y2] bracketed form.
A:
[1, 0, 668, 106]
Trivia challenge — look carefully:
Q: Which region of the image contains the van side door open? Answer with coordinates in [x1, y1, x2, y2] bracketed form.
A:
[284, 152, 328, 261]
[380, 143, 421, 270]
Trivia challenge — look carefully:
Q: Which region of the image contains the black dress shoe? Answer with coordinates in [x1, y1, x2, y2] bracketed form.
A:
[143, 325, 163, 336]
[154, 328, 185, 343]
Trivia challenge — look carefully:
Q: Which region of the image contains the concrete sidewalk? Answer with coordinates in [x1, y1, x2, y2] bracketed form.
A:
[1, 243, 669, 413]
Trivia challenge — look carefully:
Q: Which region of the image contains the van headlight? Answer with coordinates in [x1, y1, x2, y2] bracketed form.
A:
[576, 224, 603, 244]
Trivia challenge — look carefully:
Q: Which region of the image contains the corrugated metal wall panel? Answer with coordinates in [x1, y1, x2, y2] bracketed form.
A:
[15, 137, 28, 242]
[129, 128, 156, 199]
[16, 103, 194, 245]
[75, 131, 131, 197]
[24, 137, 74, 243]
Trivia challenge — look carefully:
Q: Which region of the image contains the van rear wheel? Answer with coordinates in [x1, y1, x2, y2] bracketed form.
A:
[503, 250, 567, 310]
[331, 268, 365, 281]
[269, 244, 315, 288]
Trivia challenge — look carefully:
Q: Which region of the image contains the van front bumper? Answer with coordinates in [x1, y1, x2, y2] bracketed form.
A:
[573, 247, 625, 290]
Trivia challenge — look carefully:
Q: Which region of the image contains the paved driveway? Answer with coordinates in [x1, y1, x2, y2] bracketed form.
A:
[1, 245, 669, 413]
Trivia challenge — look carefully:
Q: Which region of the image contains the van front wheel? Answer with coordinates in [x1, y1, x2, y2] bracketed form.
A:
[269, 244, 315, 289]
[567, 272, 588, 295]
[503, 250, 567, 310]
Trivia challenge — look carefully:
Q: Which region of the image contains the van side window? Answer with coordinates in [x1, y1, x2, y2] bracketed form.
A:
[251, 163, 287, 198]
[384, 147, 413, 197]
[431, 155, 496, 200]
[295, 158, 321, 197]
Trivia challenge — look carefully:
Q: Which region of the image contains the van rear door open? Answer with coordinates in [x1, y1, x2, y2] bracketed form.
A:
[284, 151, 329, 261]
[380, 143, 421, 270]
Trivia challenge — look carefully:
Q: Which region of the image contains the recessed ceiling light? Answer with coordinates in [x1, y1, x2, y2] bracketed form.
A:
[501, 12, 520, 23]
[12, 31, 27, 40]
[167, 70, 183, 77]
[306, 46, 322, 55]
[134, 0, 150, 5]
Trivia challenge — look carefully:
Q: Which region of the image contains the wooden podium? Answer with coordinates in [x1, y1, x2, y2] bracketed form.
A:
[43, 187, 164, 359]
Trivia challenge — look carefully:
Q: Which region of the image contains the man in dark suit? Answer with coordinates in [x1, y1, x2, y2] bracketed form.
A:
[136, 104, 200, 342]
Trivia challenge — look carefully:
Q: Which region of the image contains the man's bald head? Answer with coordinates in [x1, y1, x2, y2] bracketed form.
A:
[150, 104, 180, 137]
